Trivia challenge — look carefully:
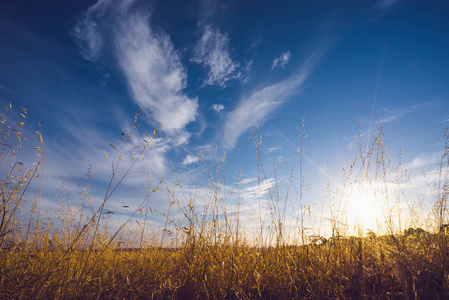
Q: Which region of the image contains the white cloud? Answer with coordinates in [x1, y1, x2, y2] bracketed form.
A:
[375, 111, 402, 124]
[181, 154, 200, 165]
[24, 119, 172, 230]
[224, 85, 282, 148]
[71, 0, 110, 61]
[222, 31, 332, 149]
[241, 178, 276, 200]
[404, 153, 440, 170]
[46, 122, 170, 188]
[272, 51, 291, 70]
[73, 0, 198, 146]
[374, 103, 422, 125]
[239, 177, 257, 185]
[72, 15, 104, 61]
[193, 25, 241, 87]
[442, 118, 449, 123]
[266, 146, 281, 153]
[222, 70, 308, 149]
[211, 103, 225, 114]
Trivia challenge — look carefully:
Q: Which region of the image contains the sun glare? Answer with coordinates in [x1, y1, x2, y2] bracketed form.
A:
[345, 183, 385, 234]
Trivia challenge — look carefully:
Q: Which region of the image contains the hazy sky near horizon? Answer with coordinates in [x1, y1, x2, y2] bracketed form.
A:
[1, 0, 448, 237]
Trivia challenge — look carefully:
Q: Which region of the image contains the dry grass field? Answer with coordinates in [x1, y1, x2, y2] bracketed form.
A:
[1, 106, 448, 299]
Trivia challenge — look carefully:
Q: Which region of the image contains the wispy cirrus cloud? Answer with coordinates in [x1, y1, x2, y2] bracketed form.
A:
[272, 51, 291, 70]
[44, 116, 169, 186]
[375, 108, 403, 124]
[192, 25, 241, 87]
[374, 103, 423, 125]
[266, 146, 282, 153]
[73, 0, 198, 146]
[241, 178, 276, 200]
[72, 14, 104, 61]
[223, 75, 305, 149]
[222, 35, 331, 149]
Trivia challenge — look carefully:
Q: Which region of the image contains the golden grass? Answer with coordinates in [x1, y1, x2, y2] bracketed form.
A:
[2, 236, 448, 299]
[1, 105, 448, 299]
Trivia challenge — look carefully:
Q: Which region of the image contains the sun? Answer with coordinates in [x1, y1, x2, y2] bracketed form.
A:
[344, 183, 385, 234]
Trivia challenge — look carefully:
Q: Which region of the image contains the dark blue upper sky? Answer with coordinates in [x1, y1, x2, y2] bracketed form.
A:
[1, 0, 448, 235]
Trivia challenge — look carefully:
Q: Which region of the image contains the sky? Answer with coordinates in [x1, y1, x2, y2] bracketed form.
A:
[1, 0, 449, 242]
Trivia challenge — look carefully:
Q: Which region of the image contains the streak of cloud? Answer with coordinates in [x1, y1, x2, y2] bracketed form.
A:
[374, 103, 424, 125]
[222, 34, 332, 149]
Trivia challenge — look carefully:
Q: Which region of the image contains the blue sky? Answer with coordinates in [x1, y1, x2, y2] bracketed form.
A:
[1, 0, 448, 240]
